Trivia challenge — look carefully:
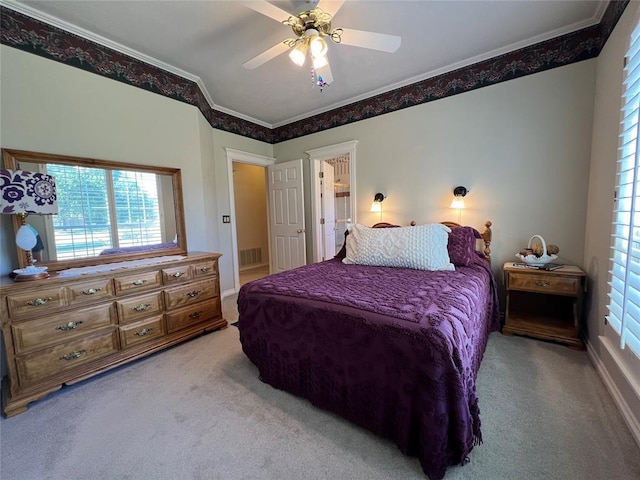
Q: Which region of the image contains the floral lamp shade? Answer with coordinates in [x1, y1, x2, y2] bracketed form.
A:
[0, 169, 58, 215]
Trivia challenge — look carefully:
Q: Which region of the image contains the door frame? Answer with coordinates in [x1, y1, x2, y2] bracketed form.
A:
[306, 140, 358, 263]
[225, 148, 275, 293]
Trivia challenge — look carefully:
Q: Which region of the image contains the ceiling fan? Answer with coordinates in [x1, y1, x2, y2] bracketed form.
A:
[242, 0, 401, 88]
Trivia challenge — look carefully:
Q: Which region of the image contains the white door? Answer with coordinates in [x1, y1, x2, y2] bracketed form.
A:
[321, 161, 336, 260]
[267, 159, 306, 272]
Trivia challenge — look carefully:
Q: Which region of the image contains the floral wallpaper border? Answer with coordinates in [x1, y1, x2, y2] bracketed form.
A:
[0, 1, 629, 144]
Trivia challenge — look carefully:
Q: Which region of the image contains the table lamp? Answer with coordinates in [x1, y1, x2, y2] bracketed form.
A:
[0, 169, 58, 280]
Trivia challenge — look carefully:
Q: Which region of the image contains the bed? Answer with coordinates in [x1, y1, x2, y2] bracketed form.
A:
[237, 221, 499, 479]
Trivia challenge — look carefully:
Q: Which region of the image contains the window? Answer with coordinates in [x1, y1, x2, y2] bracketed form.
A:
[607, 21, 640, 359]
[46, 164, 163, 260]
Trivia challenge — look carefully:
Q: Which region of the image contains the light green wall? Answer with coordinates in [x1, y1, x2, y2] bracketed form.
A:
[0, 45, 274, 293]
[275, 60, 597, 277]
[586, 3, 640, 439]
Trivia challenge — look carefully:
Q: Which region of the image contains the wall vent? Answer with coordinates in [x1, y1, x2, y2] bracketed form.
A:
[239, 247, 263, 267]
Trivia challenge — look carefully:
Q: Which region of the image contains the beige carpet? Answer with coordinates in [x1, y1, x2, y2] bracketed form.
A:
[1, 294, 639, 480]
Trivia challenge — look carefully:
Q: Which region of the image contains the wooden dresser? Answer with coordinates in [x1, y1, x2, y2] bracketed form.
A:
[0, 252, 226, 417]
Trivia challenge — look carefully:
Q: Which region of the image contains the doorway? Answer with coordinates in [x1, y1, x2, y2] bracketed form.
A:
[307, 140, 358, 263]
[224, 148, 275, 292]
[232, 162, 269, 286]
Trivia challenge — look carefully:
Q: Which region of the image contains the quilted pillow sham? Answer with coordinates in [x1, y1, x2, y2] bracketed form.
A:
[447, 226, 482, 266]
[343, 223, 454, 271]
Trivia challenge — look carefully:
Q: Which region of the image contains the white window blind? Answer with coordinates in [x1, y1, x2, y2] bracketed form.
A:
[607, 21, 640, 358]
[46, 164, 163, 260]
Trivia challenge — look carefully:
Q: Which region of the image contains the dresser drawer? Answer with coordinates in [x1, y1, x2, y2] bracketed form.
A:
[114, 270, 162, 294]
[16, 329, 119, 384]
[162, 265, 193, 285]
[116, 292, 163, 324]
[508, 272, 580, 296]
[11, 303, 116, 354]
[66, 278, 115, 305]
[164, 279, 218, 311]
[6, 287, 65, 318]
[165, 299, 221, 333]
[119, 315, 166, 349]
[192, 260, 217, 278]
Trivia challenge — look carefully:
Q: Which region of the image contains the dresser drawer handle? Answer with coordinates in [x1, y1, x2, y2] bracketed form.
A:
[172, 271, 185, 278]
[60, 350, 86, 361]
[199, 266, 211, 272]
[81, 288, 101, 295]
[535, 280, 551, 287]
[189, 311, 203, 319]
[132, 279, 147, 286]
[56, 321, 84, 331]
[132, 303, 151, 312]
[187, 290, 202, 298]
[26, 297, 52, 306]
[134, 327, 153, 337]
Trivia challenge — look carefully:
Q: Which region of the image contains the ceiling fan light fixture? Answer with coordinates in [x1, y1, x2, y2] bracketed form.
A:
[309, 35, 328, 59]
[289, 40, 309, 66]
[312, 54, 328, 69]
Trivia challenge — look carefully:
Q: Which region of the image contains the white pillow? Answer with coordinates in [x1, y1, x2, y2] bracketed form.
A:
[343, 223, 455, 271]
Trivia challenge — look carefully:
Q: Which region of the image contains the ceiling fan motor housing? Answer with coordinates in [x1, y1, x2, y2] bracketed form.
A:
[286, 8, 332, 37]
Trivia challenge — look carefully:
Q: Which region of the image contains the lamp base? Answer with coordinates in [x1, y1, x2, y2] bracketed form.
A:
[12, 266, 49, 282]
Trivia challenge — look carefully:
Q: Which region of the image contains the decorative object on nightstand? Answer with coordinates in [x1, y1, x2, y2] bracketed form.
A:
[503, 262, 586, 349]
[0, 169, 58, 280]
[515, 234, 559, 266]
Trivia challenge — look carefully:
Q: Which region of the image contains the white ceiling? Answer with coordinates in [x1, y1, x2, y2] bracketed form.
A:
[8, 0, 607, 127]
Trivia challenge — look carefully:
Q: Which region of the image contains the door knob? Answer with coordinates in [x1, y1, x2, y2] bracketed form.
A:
[297, 229, 304, 233]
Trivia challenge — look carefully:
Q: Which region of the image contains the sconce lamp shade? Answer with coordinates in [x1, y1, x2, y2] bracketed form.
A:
[450, 198, 466, 209]
[449, 186, 468, 209]
[370, 192, 385, 213]
[0, 169, 58, 215]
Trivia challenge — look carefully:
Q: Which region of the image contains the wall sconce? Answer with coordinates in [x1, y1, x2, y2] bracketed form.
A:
[0, 169, 58, 281]
[370, 192, 385, 220]
[449, 186, 468, 223]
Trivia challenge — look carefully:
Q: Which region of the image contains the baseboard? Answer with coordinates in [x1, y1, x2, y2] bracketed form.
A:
[587, 339, 640, 449]
[222, 288, 237, 299]
[239, 263, 269, 272]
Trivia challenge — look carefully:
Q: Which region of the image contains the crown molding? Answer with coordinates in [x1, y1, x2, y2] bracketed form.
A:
[273, 12, 603, 128]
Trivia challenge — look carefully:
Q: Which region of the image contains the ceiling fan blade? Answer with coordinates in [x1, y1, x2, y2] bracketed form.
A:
[243, 41, 291, 69]
[337, 28, 401, 53]
[242, 1, 293, 23]
[316, 0, 345, 17]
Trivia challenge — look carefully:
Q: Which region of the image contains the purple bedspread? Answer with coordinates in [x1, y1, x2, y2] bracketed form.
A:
[237, 257, 500, 479]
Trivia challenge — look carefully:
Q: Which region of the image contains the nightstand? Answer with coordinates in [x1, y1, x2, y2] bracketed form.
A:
[503, 262, 586, 349]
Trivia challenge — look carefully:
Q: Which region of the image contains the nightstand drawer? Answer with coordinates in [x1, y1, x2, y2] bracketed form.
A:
[508, 272, 580, 296]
